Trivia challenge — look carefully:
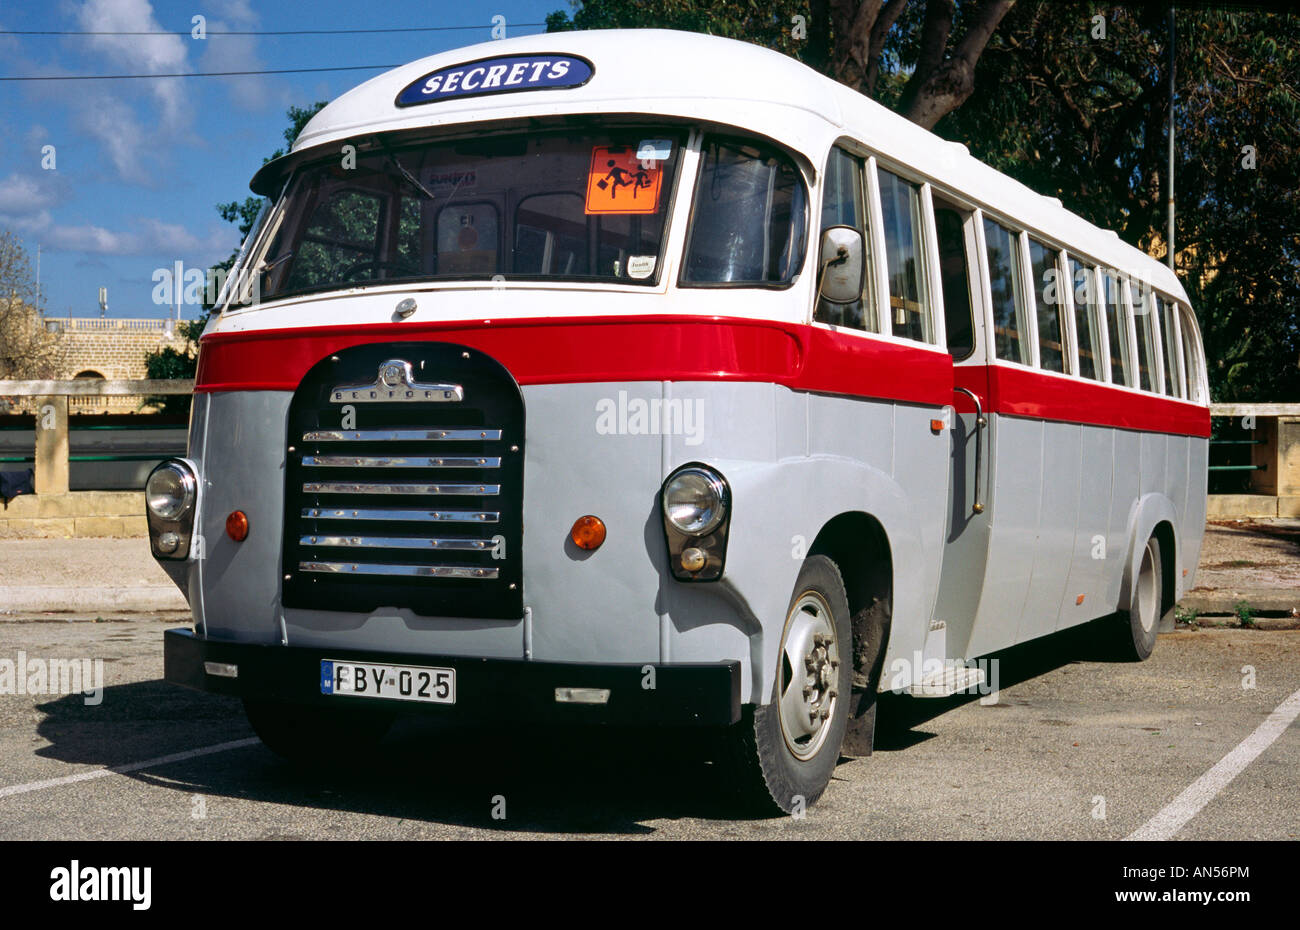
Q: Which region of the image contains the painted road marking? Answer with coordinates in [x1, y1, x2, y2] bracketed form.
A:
[0, 738, 260, 799]
[1126, 685, 1300, 840]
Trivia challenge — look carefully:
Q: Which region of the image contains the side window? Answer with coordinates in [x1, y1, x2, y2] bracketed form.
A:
[983, 218, 1030, 364]
[1159, 296, 1183, 398]
[876, 168, 932, 342]
[1102, 271, 1131, 386]
[1068, 257, 1103, 380]
[1027, 237, 1067, 373]
[933, 199, 975, 360]
[1129, 278, 1158, 392]
[682, 136, 807, 286]
[1178, 305, 1204, 404]
[815, 147, 876, 331]
[283, 185, 384, 293]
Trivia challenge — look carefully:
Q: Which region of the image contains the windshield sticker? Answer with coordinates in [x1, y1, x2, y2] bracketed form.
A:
[395, 54, 593, 107]
[585, 147, 663, 215]
[626, 255, 656, 279]
[636, 140, 673, 163]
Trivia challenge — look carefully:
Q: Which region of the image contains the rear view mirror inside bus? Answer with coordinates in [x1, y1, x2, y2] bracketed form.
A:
[818, 225, 865, 304]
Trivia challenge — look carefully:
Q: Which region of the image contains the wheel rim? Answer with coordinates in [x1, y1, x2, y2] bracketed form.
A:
[1137, 540, 1159, 633]
[777, 591, 841, 761]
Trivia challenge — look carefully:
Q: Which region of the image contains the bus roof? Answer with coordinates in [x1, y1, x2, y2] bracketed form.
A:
[258, 28, 1184, 302]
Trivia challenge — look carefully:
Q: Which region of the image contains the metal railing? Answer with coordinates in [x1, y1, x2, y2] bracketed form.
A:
[0, 379, 193, 493]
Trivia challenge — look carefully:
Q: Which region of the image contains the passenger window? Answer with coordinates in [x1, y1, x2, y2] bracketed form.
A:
[1068, 258, 1102, 380]
[436, 202, 499, 276]
[1027, 238, 1067, 372]
[1130, 278, 1157, 392]
[815, 148, 876, 331]
[876, 168, 932, 342]
[1159, 297, 1183, 397]
[1102, 271, 1131, 386]
[933, 200, 975, 360]
[983, 218, 1029, 364]
[1178, 305, 1203, 403]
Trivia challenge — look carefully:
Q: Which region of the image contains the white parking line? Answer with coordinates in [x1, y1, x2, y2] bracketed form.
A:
[1126, 685, 1300, 841]
[0, 738, 260, 800]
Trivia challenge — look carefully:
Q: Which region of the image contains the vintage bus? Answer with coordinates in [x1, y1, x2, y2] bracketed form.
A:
[149, 29, 1210, 813]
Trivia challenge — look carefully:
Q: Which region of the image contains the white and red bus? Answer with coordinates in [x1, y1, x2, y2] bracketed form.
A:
[147, 29, 1210, 813]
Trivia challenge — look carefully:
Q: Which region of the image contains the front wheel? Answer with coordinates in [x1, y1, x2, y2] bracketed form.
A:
[723, 555, 853, 815]
[243, 698, 394, 763]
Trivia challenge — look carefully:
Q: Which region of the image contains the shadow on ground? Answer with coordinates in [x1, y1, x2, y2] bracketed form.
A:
[30, 618, 1124, 834]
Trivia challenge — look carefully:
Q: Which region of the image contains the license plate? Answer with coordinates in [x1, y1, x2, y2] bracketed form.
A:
[320, 659, 455, 704]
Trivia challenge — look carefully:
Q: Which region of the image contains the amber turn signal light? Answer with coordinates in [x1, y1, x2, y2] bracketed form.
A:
[570, 515, 606, 550]
[226, 510, 249, 542]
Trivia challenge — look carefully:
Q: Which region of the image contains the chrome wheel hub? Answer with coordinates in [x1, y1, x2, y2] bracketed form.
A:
[778, 592, 840, 760]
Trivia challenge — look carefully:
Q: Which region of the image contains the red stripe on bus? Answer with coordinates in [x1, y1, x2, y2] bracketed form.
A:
[194, 316, 955, 407]
[984, 364, 1211, 437]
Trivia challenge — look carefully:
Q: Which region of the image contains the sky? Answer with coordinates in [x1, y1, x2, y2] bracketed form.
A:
[0, 0, 559, 320]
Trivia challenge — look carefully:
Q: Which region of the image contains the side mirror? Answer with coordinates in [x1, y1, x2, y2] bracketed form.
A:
[818, 225, 864, 305]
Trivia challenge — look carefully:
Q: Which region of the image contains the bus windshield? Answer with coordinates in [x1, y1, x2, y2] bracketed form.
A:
[252, 126, 686, 301]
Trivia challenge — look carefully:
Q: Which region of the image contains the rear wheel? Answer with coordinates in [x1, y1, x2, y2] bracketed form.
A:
[243, 698, 394, 763]
[723, 555, 853, 815]
[1115, 535, 1162, 661]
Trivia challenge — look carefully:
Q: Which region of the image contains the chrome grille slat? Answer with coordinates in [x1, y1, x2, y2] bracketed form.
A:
[303, 429, 503, 442]
[300, 535, 495, 550]
[302, 482, 501, 496]
[302, 507, 499, 523]
[302, 455, 501, 469]
[299, 561, 499, 580]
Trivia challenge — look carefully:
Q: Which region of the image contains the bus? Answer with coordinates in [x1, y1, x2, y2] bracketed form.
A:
[149, 29, 1211, 814]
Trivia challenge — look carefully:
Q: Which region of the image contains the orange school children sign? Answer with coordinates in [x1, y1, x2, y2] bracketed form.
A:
[584, 146, 663, 214]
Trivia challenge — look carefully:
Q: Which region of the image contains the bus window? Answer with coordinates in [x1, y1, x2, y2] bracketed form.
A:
[933, 199, 975, 360]
[983, 218, 1029, 364]
[1130, 278, 1157, 392]
[815, 147, 876, 331]
[1159, 297, 1183, 397]
[436, 202, 500, 276]
[1102, 271, 1131, 386]
[682, 137, 807, 286]
[514, 192, 587, 276]
[281, 186, 384, 295]
[877, 168, 932, 342]
[1068, 257, 1102, 380]
[1179, 304, 1204, 403]
[1027, 237, 1066, 372]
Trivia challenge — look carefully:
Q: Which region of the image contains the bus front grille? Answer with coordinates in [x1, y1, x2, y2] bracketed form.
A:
[281, 342, 524, 620]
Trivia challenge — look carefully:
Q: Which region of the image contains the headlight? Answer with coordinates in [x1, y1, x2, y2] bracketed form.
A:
[663, 467, 727, 536]
[146, 462, 195, 520]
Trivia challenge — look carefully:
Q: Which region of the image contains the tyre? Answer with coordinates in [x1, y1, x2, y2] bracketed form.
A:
[243, 698, 394, 763]
[723, 555, 853, 815]
[1115, 535, 1162, 661]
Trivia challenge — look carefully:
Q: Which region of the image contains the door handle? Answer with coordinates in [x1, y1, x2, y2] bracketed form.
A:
[952, 387, 986, 515]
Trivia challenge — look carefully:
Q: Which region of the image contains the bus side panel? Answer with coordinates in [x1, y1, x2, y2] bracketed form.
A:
[1056, 423, 1116, 631]
[1165, 432, 1191, 597]
[1016, 419, 1081, 643]
[966, 414, 1040, 658]
[1183, 438, 1209, 590]
[1104, 429, 1143, 609]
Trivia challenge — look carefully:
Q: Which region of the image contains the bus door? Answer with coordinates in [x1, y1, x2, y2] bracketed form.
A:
[925, 197, 994, 682]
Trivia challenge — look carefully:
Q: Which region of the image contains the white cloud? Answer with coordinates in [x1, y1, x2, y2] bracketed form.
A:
[0, 174, 60, 215]
[75, 0, 191, 130]
[1, 204, 235, 259]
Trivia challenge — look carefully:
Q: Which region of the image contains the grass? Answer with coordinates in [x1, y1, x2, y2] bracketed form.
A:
[1234, 599, 1257, 629]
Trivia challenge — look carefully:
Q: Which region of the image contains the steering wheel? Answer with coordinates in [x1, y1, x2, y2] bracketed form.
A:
[338, 259, 419, 282]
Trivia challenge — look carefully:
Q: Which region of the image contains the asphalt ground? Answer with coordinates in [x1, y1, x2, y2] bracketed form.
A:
[0, 616, 1295, 840]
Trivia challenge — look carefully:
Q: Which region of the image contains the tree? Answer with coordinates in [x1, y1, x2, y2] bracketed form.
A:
[939, 3, 1300, 401]
[144, 101, 328, 412]
[0, 231, 57, 382]
[546, 0, 1016, 129]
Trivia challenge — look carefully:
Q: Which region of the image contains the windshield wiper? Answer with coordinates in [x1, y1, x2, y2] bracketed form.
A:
[387, 153, 437, 201]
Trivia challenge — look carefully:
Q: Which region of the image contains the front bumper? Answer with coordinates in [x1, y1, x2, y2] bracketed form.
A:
[164, 628, 741, 726]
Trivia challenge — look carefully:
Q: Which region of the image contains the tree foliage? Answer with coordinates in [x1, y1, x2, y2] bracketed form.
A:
[0, 231, 57, 381]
